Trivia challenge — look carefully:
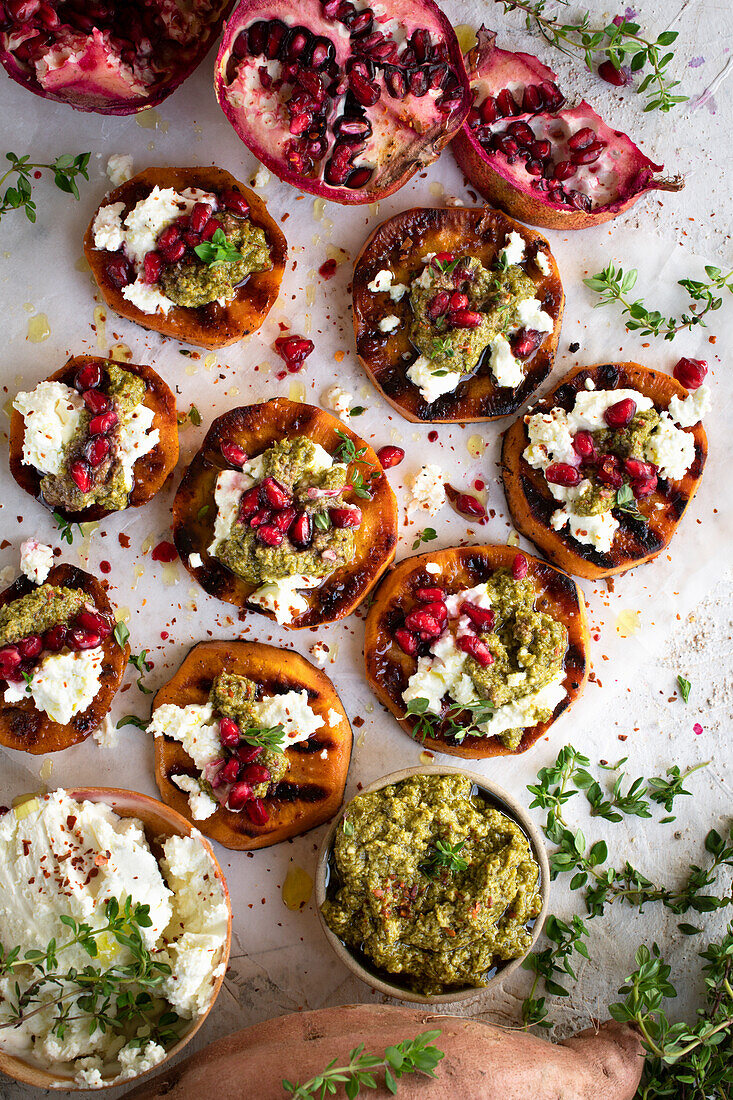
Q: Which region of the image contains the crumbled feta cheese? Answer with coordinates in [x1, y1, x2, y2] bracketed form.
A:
[117, 1040, 166, 1081]
[207, 461, 263, 554]
[378, 314, 400, 334]
[20, 539, 53, 584]
[551, 507, 619, 554]
[568, 388, 654, 431]
[647, 413, 697, 481]
[148, 702, 221, 769]
[253, 165, 271, 188]
[106, 154, 134, 187]
[425, 562, 441, 575]
[367, 268, 407, 300]
[91, 201, 125, 252]
[92, 716, 118, 749]
[535, 251, 552, 276]
[322, 385, 353, 421]
[122, 276, 175, 316]
[523, 408, 577, 469]
[171, 774, 218, 821]
[668, 385, 710, 428]
[310, 641, 333, 667]
[489, 334, 523, 388]
[4, 648, 104, 725]
[407, 355, 462, 403]
[406, 464, 445, 515]
[249, 574, 322, 624]
[515, 296, 555, 334]
[13, 381, 85, 476]
[119, 185, 216, 267]
[256, 690, 325, 744]
[75, 1059, 105, 1089]
[188, 553, 203, 569]
[327, 708, 341, 727]
[117, 402, 159, 489]
[500, 230, 526, 267]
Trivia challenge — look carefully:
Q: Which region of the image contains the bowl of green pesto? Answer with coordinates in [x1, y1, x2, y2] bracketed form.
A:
[315, 767, 549, 1002]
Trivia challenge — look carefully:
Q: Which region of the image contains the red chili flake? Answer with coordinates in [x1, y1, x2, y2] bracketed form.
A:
[152, 540, 177, 563]
[118, 533, 131, 548]
[319, 258, 338, 279]
[428, 430, 438, 442]
[693, 722, 703, 735]
[99, 560, 111, 574]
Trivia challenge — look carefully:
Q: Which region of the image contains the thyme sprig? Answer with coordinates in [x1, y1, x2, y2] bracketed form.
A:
[422, 839, 468, 878]
[240, 722, 287, 754]
[404, 696, 496, 743]
[193, 227, 243, 267]
[495, 1, 687, 112]
[0, 152, 91, 224]
[584, 262, 733, 340]
[282, 1030, 444, 1098]
[53, 512, 82, 546]
[0, 897, 180, 1048]
[411, 527, 437, 551]
[335, 429, 379, 500]
[129, 649, 153, 694]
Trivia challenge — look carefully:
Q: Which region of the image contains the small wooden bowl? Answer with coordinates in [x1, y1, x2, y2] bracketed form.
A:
[0, 787, 232, 1091]
[315, 765, 549, 1004]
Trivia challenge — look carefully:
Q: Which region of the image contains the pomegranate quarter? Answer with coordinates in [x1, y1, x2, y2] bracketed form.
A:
[214, 0, 471, 203]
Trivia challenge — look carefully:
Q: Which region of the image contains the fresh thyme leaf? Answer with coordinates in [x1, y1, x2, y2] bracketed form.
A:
[1, 152, 90, 224]
[129, 650, 153, 694]
[677, 675, 692, 703]
[240, 723, 287, 754]
[52, 511, 81, 545]
[335, 429, 367, 465]
[177, 404, 202, 427]
[314, 511, 330, 531]
[348, 406, 366, 417]
[113, 622, 130, 649]
[197, 504, 210, 521]
[495, 251, 511, 273]
[411, 527, 437, 550]
[422, 839, 468, 877]
[22, 670, 33, 693]
[614, 483, 648, 524]
[193, 227, 244, 267]
[404, 697, 437, 743]
[116, 714, 147, 730]
[282, 1030, 443, 1097]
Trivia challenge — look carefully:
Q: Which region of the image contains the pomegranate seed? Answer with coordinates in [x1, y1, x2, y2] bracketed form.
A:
[420, 601, 447, 623]
[479, 95, 499, 123]
[236, 744, 263, 764]
[274, 335, 314, 364]
[240, 763, 271, 785]
[221, 189, 250, 216]
[325, 144, 355, 186]
[83, 389, 111, 415]
[69, 460, 92, 494]
[449, 291, 469, 310]
[395, 628, 419, 656]
[453, 492, 486, 520]
[525, 159, 544, 176]
[567, 190, 593, 213]
[0, 645, 22, 677]
[512, 553, 529, 580]
[427, 291, 451, 320]
[17, 635, 42, 660]
[329, 506, 362, 528]
[246, 798, 270, 825]
[673, 357, 707, 390]
[289, 511, 313, 548]
[273, 506, 297, 532]
[348, 69, 380, 106]
[604, 398, 637, 429]
[624, 458, 655, 479]
[507, 120, 535, 145]
[596, 454, 623, 488]
[384, 66, 407, 99]
[461, 603, 495, 631]
[160, 239, 186, 264]
[42, 625, 67, 652]
[310, 36, 334, 69]
[290, 112, 312, 136]
[221, 442, 248, 467]
[105, 255, 131, 288]
[182, 229, 202, 248]
[190, 202, 211, 233]
[572, 430, 596, 460]
[553, 160, 575, 181]
[512, 329, 543, 359]
[89, 410, 119, 435]
[522, 84, 542, 113]
[633, 473, 657, 497]
[238, 486, 261, 520]
[220, 758, 242, 785]
[431, 251, 454, 266]
[538, 80, 565, 110]
[457, 634, 494, 667]
[157, 225, 180, 249]
[377, 445, 404, 469]
[86, 435, 110, 467]
[415, 588, 445, 602]
[67, 628, 100, 650]
[256, 524, 285, 547]
[346, 166, 373, 190]
[248, 508, 271, 529]
[404, 609, 442, 637]
[496, 88, 519, 116]
[530, 139, 551, 158]
[545, 462, 581, 487]
[7, 0, 40, 17]
[568, 126, 596, 151]
[495, 134, 519, 156]
[219, 716, 241, 747]
[152, 541, 178, 563]
[571, 141, 605, 166]
[76, 610, 111, 637]
[408, 68, 429, 97]
[448, 309, 482, 329]
[228, 782, 254, 811]
[598, 60, 629, 86]
[143, 251, 162, 285]
[74, 362, 101, 391]
[261, 476, 293, 510]
[200, 218, 219, 241]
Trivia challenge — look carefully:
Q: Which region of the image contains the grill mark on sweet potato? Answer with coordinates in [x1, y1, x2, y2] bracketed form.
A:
[274, 781, 329, 803]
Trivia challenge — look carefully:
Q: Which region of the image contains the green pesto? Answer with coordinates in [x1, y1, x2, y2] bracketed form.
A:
[160, 213, 271, 309]
[408, 257, 536, 376]
[576, 408, 663, 518]
[209, 671, 288, 794]
[0, 585, 84, 646]
[215, 438, 356, 585]
[321, 774, 542, 995]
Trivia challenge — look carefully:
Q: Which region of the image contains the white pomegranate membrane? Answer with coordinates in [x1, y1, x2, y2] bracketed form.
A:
[523, 382, 708, 554]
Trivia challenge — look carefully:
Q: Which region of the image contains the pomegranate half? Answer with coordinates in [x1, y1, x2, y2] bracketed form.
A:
[214, 0, 471, 204]
[0, 0, 233, 114]
[452, 28, 683, 230]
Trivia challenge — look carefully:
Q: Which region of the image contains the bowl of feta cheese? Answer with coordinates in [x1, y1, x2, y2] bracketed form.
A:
[0, 786, 231, 1090]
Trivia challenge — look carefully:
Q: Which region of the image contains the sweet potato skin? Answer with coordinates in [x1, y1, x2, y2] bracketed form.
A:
[9, 354, 178, 523]
[125, 1004, 644, 1100]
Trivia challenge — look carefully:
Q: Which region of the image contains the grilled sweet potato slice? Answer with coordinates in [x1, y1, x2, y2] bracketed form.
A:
[153, 640, 352, 850]
[0, 564, 129, 754]
[352, 206, 563, 423]
[364, 545, 588, 759]
[9, 354, 178, 523]
[83, 166, 287, 349]
[502, 362, 708, 580]
[172, 398, 398, 628]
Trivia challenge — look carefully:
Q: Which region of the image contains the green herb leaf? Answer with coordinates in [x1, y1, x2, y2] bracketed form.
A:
[113, 622, 130, 649]
[677, 675, 691, 703]
[193, 227, 244, 267]
[348, 406, 366, 417]
[116, 715, 147, 730]
[240, 723, 287, 754]
[411, 527, 437, 551]
[280, 1031, 443, 1097]
[1, 151, 90, 224]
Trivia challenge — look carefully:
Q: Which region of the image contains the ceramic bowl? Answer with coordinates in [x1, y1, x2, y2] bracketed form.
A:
[315, 765, 549, 1004]
[0, 786, 232, 1091]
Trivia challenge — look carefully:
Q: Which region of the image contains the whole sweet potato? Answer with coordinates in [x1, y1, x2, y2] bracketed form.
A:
[124, 1004, 643, 1099]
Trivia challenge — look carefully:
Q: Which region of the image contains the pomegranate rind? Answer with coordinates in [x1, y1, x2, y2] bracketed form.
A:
[214, 0, 471, 204]
[352, 205, 564, 423]
[0, 2, 234, 114]
[452, 28, 683, 230]
[153, 640, 352, 850]
[0, 564, 129, 755]
[501, 362, 708, 579]
[83, 166, 287, 349]
[171, 398, 398, 627]
[9, 354, 179, 524]
[364, 544, 589, 759]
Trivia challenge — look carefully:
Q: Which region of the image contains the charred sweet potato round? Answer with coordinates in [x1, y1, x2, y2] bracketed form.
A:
[83, 166, 287, 349]
[0, 564, 129, 754]
[172, 398, 399, 628]
[502, 362, 708, 580]
[352, 206, 563, 423]
[364, 545, 588, 759]
[153, 640, 352, 850]
[9, 354, 178, 524]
